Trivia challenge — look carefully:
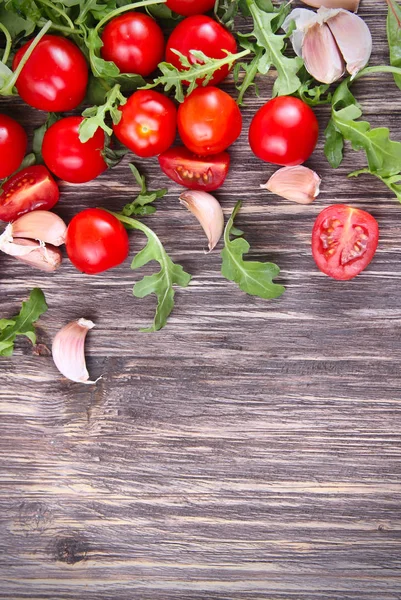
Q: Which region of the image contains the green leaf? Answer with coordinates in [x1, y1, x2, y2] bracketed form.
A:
[79, 83, 126, 142]
[221, 201, 285, 300]
[102, 134, 127, 168]
[245, 0, 303, 96]
[112, 212, 191, 332]
[146, 3, 181, 24]
[145, 48, 250, 103]
[0, 288, 47, 356]
[234, 38, 262, 105]
[324, 119, 344, 169]
[121, 164, 167, 217]
[350, 168, 401, 203]
[33, 113, 59, 163]
[0, 5, 36, 39]
[214, 0, 244, 30]
[386, 0, 401, 90]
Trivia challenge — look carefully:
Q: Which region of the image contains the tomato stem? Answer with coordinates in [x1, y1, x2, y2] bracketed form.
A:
[0, 23, 12, 66]
[95, 0, 167, 32]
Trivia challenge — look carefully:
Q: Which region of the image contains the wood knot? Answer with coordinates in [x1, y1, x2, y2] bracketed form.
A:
[55, 535, 88, 565]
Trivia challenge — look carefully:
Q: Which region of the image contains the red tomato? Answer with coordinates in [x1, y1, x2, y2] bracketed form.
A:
[12, 35, 88, 112]
[0, 114, 27, 179]
[66, 208, 129, 275]
[166, 0, 215, 15]
[0, 166, 59, 222]
[312, 205, 379, 281]
[42, 116, 107, 184]
[166, 16, 237, 86]
[249, 96, 319, 166]
[101, 13, 164, 77]
[113, 90, 177, 158]
[158, 146, 230, 191]
[178, 87, 242, 155]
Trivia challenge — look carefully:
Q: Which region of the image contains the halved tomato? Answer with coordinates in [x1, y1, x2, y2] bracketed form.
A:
[312, 204, 379, 281]
[0, 165, 59, 222]
[158, 147, 230, 191]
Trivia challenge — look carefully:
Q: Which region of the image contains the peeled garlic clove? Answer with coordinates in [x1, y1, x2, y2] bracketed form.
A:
[302, 22, 345, 84]
[11, 210, 67, 246]
[261, 166, 321, 205]
[301, 0, 360, 11]
[52, 318, 99, 385]
[179, 190, 224, 252]
[326, 9, 372, 76]
[11, 239, 62, 272]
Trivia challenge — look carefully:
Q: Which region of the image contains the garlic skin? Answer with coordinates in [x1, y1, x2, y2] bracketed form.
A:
[325, 9, 372, 77]
[10, 239, 62, 272]
[11, 211, 67, 246]
[303, 22, 345, 84]
[283, 7, 372, 83]
[52, 318, 99, 385]
[301, 0, 360, 11]
[179, 190, 224, 252]
[261, 166, 321, 205]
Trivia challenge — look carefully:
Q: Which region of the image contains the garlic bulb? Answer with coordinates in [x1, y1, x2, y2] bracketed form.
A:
[179, 190, 224, 252]
[283, 7, 372, 83]
[52, 319, 99, 384]
[261, 166, 321, 205]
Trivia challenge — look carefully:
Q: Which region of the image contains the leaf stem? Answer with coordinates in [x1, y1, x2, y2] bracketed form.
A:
[95, 0, 167, 32]
[37, 0, 75, 30]
[0, 23, 12, 65]
[352, 65, 401, 82]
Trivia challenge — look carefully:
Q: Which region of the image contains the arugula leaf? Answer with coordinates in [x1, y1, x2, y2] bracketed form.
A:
[146, 3, 181, 24]
[79, 83, 126, 142]
[386, 0, 401, 91]
[145, 48, 250, 103]
[214, 0, 246, 30]
[233, 37, 263, 105]
[221, 201, 285, 300]
[243, 0, 303, 97]
[122, 164, 167, 217]
[0, 4, 36, 39]
[33, 113, 59, 163]
[111, 212, 191, 332]
[0, 288, 47, 356]
[102, 134, 128, 168]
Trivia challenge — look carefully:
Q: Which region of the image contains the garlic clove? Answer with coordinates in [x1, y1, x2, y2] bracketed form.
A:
[261, 166, 321, 205]
[325, 9, 372, 76]
[179, 190, 224, 252]
[282, 9, 317, 56]
[301, 0, 360, 11]
[11, 210, 67, 246]
[10, 239, 62, 272]
[52, 318, 99, 385]
[302, 22, 345, 84]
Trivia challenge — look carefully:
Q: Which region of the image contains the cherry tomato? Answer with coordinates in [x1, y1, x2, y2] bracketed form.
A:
[178, 87, 242, 155]
[166, 16, 237, 86]
[0, 166, 59, 222]
[113, 90, 177, 158]
[249, 96, 319, 166]
[166, 0, 215, 15]
[312, 205, 379, 281]
[42, 116, 107, 184]
[12, 35, 88, 112]
[0, 114, 27, 179]
[66, 208, 129, 275]
[158, 146, 230, 191]
[101, 13, 164, 77]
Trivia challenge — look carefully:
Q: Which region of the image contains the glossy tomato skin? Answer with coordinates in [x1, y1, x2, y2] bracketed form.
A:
[166, 16, 237, 86]
[0, 114, 27, 179]
[101, 13, 164, 76]
[66, 208, 129, 275]
[158, 146, 230, 191]
[249, 96, 319, 166]
[113, 90, 177, 158]
[312, 205, 379, 281]
[0, 166, 59, 222]
[178, 87, 242, 156]
[166, 0, 215, 15]
[42, 116, 107, 184]
[13, 35, 88, 112]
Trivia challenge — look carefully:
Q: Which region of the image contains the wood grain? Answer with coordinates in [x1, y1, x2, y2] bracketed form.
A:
[1, 1, 401, 598]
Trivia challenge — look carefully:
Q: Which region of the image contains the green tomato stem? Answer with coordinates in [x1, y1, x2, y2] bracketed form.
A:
[0, 23, 12, 65]
[95, 0, 167, 32]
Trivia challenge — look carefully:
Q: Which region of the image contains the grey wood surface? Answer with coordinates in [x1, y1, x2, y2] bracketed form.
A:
[1, 1, 401, 598]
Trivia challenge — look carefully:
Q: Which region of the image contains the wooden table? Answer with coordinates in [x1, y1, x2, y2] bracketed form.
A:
[1, 2, 401, 598]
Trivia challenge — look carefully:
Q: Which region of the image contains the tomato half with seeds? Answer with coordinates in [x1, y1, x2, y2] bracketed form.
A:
[0, 166, 59, 222]
[66, 208, 129, 275]
[113, 90, 177, 158]
[0, 114, 27, 179]
[166, 0, 215, 15]
[312, 205, 379, 281]
[158, 146, 230, 191]
[166, 15, 237, 86]
[178, 87, 242, 155]
[13, 35, 88, 112]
